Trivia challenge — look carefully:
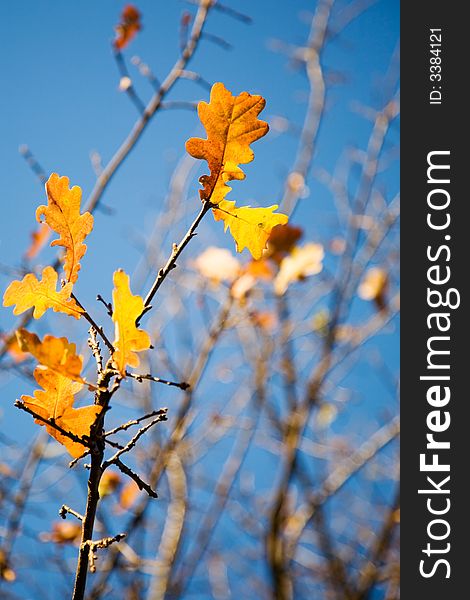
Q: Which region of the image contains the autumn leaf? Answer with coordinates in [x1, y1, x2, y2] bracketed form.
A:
[36, 173, 94, 284]
[266, 223, 303, 262]
[24, 222, 51, 260]
[274, 243, 324, 295]
[22, 367, 101, 458]
[186, 82, 268, 204]
[3, 266, 83, 320]
[186, 82, 288, 259]
[111, 270, 151, 376]
[114, 5, 141, 51]
[213, 200, 288, 260]
[16, 329, 84, 384]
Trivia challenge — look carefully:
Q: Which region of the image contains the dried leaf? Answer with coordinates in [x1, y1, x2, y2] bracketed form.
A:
[266, 223, 303, 261]
[36, 173, 94, 283]
[186, 82, 288, 258]
[213, 200, 288, 260]
[22, 367, 101, 458]
[3, 266, 83, 320]
[194, 246, 241, 283]
[111, 270, 151, 376]
[274, 243, 324, 295]
[114, 5, 141, 50]
[24, 222, 51, 260]
[16, 329, 84, 384]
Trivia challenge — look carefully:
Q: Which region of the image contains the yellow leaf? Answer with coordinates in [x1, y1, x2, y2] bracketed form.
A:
[3, 266, 83, 320]
[111, 270, 151, 376]
[186, 82, 288, 259]
[22, 367, 101, 458]
[213, 200, 288, 260]
[186, 82, 269, 205]
[16, 329, 84, 384]
[36, 173, 94, 283]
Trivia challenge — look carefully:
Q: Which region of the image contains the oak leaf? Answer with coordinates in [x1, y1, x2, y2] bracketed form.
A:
[22, 368, 102, 458]
[16, 329, 84, 384]
[111, 270, 151, 376]
[186, 82, 288, 259]
[3, 266, 83, 319]
[213, 200, 288, 260]
[36, 173, 94, 283]
[114, 5, 141, 51]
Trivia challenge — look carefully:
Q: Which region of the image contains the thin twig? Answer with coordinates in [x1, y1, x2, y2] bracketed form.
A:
[104, 409, 169, 438]
[71, 294, 115, 354]
[113, 458, 158, 498]
[59, 505, 84, 522]
[103, 411, 168, 468]
[126, 371, 189, 390]
[138, 200, 213, 324]
[15, 401, 91, 448]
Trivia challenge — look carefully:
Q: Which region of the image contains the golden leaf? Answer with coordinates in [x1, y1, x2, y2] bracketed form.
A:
[16, 329, 84, 384]
[186, 82, 288, 258]
[111, 270, 151, 376]
[3, 266, 83, 319]
[213, 200, 288, 260]
[22, 368, 101, 458]
[36, 173, 94, 283]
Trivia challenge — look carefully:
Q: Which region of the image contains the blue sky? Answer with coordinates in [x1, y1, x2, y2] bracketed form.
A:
[0, 1, 399, 597]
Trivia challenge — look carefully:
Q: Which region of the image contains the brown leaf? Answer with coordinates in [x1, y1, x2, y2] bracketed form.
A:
[114, 5, 142, 50]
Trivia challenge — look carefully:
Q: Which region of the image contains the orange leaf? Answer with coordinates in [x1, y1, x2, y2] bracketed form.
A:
[16, 329, 84, 384]
[22, 367, 101, 458]
[111, 270, 151, 376]
[186, 82, 268, 205]
[114, 5, 141, 51]
[186, 83, 288, 258]
[3, 266, 83, 320]
[36, 173, 94, 284]
[24, 222, 52, 260]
